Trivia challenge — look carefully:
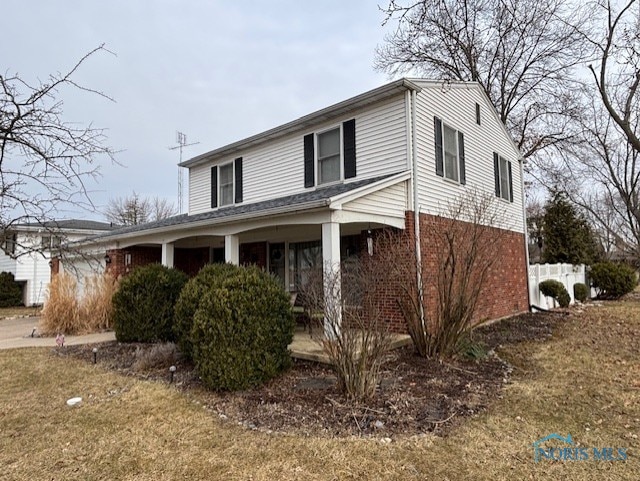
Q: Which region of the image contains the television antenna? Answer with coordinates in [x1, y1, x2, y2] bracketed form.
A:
[169, 131, 199, 213]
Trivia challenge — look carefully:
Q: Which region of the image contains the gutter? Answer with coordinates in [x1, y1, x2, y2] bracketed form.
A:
[519, 157, 533, 311]
[70, 199, 332, 247]
[411, 89, 426, 330]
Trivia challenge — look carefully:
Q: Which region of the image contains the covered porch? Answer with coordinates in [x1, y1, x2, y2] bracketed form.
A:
[95, 173, 410, 334]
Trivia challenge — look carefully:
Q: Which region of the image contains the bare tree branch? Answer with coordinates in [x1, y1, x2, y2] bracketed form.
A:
[0, 45, 116, 239]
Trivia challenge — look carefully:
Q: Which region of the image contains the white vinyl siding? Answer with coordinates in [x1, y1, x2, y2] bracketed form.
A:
[341, 181, 408, 218]
[187, 95, 408, 214]
[188, 163, 211, 214]
[412, 81, 524, 233]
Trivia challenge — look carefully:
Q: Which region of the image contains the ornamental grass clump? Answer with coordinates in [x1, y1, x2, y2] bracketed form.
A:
[40, 272, 81, 335]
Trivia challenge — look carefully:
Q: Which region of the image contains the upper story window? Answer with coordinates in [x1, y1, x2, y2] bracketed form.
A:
[219, 163, 234, 206]
[434, 116, 466, 185]
[317, 127, 341, 185]
[304, 119, 356, 188]
[1, 232, 16, 256]
[211, 157, 243, 209]
[493, 153, 513, 202]
[41, 235, 62, 250]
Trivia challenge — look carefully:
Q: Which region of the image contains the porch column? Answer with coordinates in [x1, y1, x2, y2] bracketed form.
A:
[225, 234, 239, 265]
[322, 222, 341, 338]
[161, 242, 174, 268]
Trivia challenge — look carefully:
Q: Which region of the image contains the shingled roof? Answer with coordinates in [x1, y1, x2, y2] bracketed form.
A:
[90, 174, 395, 241]
[18, 219, 115, 231]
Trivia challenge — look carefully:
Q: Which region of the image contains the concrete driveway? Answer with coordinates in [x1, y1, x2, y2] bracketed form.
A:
[0, 317, 115, 350]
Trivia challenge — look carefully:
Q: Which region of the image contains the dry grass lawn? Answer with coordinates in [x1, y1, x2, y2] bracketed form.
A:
[1, 300, 638, 480]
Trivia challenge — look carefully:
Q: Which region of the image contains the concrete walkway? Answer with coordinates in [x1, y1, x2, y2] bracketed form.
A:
[0, 317, 115, 350]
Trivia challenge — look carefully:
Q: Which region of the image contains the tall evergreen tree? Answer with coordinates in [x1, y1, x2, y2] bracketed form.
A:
[542, 193, 601, 265]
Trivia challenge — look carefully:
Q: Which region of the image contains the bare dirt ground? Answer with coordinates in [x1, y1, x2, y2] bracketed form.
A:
[57, 311, 562, 438]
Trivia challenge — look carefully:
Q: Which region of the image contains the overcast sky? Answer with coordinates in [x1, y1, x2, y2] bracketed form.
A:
[2, 1, 397, 221]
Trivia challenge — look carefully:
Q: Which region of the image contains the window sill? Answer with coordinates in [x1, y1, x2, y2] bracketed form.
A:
[314, 179, 345, 189]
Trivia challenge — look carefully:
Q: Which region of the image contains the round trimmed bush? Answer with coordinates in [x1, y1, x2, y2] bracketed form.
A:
[0, 271, 23, 307]
[539, 279, 571, 308]
[190, 265, 294, 391]
[174, 263, 238, 359]
[573, 283, 589, 303]
[112, 263, 188, 342]
[590, 262, 636, 299]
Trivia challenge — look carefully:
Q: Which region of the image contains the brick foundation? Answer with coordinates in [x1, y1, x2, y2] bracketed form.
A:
[374, 211, 529, 333]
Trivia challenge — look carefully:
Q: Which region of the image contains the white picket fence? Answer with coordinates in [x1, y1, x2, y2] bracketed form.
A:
[528, 263, 589, 309]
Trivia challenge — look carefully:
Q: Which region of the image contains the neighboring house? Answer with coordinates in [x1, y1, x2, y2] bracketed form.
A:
[0, 220, 114, 306]
[66, 79, 530, 331]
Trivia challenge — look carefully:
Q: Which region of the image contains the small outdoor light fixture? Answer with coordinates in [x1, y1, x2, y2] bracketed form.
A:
[169, 365, 177, 383]
[104, 253, 111, 264]
[367, 228, 374, 256]
[92, 347, 98, 364]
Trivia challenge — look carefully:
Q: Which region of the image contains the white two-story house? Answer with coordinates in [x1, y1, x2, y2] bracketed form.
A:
[1, 220, 114, 306]
[68, 79, 529, 331]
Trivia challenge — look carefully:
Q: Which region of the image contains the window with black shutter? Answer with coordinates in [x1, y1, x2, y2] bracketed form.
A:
[434, 116, 466, 184]
[303, 119, 356, 187]
[493, 152, 513, 202]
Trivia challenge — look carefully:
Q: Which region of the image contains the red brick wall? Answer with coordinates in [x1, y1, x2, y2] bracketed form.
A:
[105, 246, 161, 278]
[374, 211, 529, 333]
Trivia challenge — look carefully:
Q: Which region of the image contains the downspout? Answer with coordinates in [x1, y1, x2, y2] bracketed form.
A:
[519, 157, 533, 311]
[411, 89, 426, 330]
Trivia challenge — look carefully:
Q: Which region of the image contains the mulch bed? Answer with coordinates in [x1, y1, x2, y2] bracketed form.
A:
[55, 310, 563, 438]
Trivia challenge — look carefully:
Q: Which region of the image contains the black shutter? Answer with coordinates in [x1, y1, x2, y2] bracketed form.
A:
[493, 153, 500, 198]
[434, 117, 443, 177]
[458, 131, 466, 185]
[211, 166, 218, 208]
[508, 161, 513, 202]
[304, 133, 314, 188]
[343, 119, 356, 179]
[234, 157, 243, 203]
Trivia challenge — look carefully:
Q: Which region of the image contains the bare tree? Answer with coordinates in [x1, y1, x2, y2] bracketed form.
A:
[105, 192, 177, 226]
[543, 92, 640, 261]
[588, 0, 640, 154]
[150, 196, 178, 221]
[0, 45, 115, 242]
[533, 1, 640, 261]
[380, 191, 505, 358]
[299, 257, 393, 402]
[376, 0, 592, 159]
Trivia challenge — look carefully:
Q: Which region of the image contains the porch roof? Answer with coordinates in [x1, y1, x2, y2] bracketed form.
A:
[84, 173, 407, 244]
